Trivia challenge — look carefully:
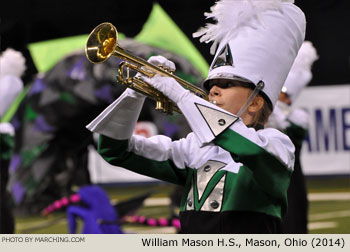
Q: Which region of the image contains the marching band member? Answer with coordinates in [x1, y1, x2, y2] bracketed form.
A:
[0, 48, 26, 233]
[267, 41, 319, 233]
[87, 0, 306, 233]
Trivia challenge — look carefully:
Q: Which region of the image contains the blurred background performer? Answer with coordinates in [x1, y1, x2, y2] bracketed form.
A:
[0, 49, 26, 233]
[267, 41, 319, 233]
[7, 37, 202, 215]
[87, 0, 306, 233]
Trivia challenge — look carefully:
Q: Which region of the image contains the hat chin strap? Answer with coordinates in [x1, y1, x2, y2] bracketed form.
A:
[236, 81, 265, 118]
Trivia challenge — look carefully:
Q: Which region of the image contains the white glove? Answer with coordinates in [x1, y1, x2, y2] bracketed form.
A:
[144, 55, 187, 103]
[143, 75, 189, 104]
[132, 55, 177, 99]
[147, 55, 176, 72]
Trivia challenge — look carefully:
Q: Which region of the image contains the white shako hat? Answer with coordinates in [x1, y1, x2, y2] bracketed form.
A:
[194, 0, 306, 109]
[282, 41, 318, 103]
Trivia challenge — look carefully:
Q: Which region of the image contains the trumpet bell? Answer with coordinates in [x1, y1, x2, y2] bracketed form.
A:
[85, 22, 209, 114]
[86, 23, 118, 64]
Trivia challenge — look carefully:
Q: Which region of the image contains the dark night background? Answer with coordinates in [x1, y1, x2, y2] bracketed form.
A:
[1, 0, 349, 86]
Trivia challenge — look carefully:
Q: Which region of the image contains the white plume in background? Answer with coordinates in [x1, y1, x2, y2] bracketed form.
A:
[193, 0, 294, 54]
[0, 48, 26, 78]
[0, 48, 26, 118]
[292, 41, 319, 72]
[283, 41, 318, 103]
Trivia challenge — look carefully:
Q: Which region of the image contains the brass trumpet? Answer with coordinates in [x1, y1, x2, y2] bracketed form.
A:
[85, 22, 208, 114]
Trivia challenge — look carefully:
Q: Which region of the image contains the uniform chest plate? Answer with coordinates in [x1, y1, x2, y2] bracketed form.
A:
[187, 160, 227, 212]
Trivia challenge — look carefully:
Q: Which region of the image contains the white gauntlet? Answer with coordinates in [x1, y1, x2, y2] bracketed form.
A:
[86, 88, 145, 140]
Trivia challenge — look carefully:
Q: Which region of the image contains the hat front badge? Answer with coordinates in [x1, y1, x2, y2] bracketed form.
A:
[211, 44, 234, 70]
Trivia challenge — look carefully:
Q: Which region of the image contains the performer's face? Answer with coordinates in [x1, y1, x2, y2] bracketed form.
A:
[208, 80, 252, 115]
[208, 79, 265, 126]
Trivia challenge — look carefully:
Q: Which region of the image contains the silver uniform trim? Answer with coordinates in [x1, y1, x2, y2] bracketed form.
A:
[197, 160, 226, 200]
[196, 104, 239, 136]
[186, 184, 194, 211]
[201, 174, 226, 212]
[208, 73, 250, 82]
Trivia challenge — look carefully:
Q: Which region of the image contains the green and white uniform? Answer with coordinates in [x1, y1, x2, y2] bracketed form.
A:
[87, 89, 295, 233]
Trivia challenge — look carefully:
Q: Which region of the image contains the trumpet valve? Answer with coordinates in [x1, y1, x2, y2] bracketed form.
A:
[155, 101, 164, 111]
[158, 65, 174, 74]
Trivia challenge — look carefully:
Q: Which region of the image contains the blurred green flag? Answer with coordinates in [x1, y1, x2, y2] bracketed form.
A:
[28, 4, 208, 77]
[135, 3, 209, 78]
[28, 34, 88, 73]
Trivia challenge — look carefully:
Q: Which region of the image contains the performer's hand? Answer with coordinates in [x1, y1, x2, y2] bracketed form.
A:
[144, 75, 189, 104]
[140, 55, 188, 104]
[131, 56, 176, 99]
[147, 55, 176, 72]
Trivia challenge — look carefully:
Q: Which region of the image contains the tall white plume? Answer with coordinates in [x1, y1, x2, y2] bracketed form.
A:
[193, 0, 294, 54]
[0, 48, 26, 78]
[292, 41, 319, 72]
